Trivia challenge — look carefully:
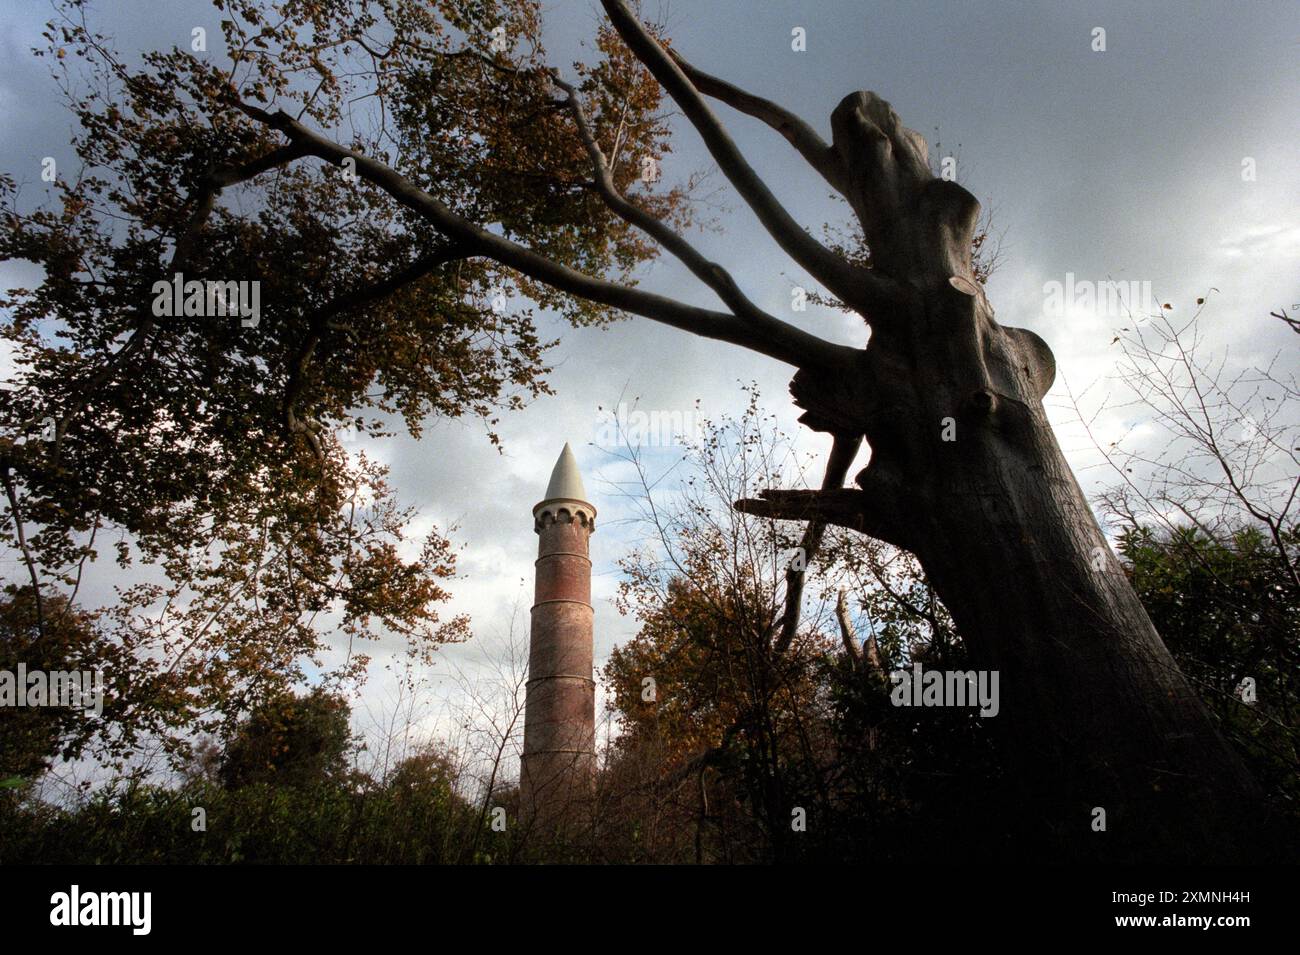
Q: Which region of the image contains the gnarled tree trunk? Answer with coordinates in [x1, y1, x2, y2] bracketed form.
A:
[741, 92, 1272, 862]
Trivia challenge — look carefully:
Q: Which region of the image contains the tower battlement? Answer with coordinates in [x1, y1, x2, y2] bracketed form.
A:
[532, 500, 596, 533]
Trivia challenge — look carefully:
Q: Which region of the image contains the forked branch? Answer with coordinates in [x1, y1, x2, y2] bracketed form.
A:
[552, 75, 835, 363]
[666, 48, 846, 194]
[601, 0, 897, 318]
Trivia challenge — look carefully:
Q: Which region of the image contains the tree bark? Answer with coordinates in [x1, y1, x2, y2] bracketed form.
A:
[912, 388, 1267, 861]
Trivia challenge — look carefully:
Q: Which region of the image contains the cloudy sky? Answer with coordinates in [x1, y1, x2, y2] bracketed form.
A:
[1, 1, 1297, 768]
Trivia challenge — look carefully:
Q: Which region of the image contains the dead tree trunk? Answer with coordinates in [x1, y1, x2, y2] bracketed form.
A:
[736, 92, 1273, 861]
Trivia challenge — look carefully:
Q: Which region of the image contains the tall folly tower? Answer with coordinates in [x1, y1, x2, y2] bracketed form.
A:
[521, 443, 596, 822]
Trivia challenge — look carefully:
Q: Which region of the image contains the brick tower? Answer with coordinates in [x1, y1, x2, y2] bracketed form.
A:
[521, 443, 596, 823]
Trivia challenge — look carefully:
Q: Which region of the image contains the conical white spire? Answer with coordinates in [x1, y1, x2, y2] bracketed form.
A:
[533, 443, 595, 532]
[542, 442, 589, 503]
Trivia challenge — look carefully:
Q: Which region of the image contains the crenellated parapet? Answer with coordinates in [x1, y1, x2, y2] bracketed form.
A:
[533, 499, 597, 534]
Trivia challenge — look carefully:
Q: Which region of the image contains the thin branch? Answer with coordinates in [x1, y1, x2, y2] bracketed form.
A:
[553, 74, 804, 346]
[1270, 308, 1300, 335]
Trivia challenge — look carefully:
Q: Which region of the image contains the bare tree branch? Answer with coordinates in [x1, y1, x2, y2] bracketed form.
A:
[553, 74, 821, 356]
[735, 486, 910, 552]
[773, 433, 860, 655]
[1270, 308, 1300, 335]
[600, 0, 897, 318]
[666, 48, 846, 194]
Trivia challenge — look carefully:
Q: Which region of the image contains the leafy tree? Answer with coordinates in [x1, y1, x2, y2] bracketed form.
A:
[606, 573, 837, 862]
[1118, 525, 1299, 810]
[0, 588, 144, 780]
[0, 590, 92, 782]
[218, 687, 354, 790]
[0, 0, 678, 763]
